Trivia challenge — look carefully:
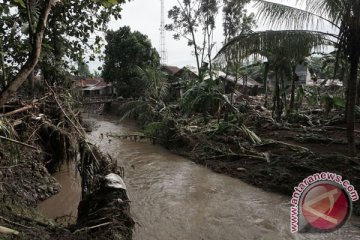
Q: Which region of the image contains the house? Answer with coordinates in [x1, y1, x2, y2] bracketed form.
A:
[174, 66, 199, 81]
[267, 64, 312, 89]
[160, 65, 180, 76]
[160, 65, 199, 100]
[218, 72, 263, 96]
[295, 64, 312, 85]
[75, 78, 115, 97]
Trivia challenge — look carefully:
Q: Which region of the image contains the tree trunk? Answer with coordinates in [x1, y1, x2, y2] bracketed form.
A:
[0, 37, 6, 89]
[26, 0, 35, 91]
[207, 26, 213, 80]
[289, 65, 298, 114]
[0, 0, 58, 107]
[346, 57, 359, 157]
[190, 26, 202, 81]
[281, 72, 287, 116]
[263, 62, 269, 108]
[357, 75, 360, 105]
[273, 69, 281, 121]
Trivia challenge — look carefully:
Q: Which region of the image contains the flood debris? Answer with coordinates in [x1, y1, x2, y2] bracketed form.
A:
[0, 87, 133, 239]
[76, 172, 133, 239]
[115, 93, 360, 217]
[75, 141, 134, 239]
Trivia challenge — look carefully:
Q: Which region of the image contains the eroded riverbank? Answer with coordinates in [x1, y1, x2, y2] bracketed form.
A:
[40, 114, 360, 240]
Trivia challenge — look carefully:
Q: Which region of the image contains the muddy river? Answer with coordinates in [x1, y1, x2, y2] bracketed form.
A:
[39, 115, 360, 240]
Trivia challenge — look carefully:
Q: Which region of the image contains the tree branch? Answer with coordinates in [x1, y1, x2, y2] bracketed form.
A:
[0, 0, 61, 107]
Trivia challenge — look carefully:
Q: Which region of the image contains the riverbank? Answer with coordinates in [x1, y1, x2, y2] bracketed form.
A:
[110, 98, 360, 216]
[0, 90, 133, 239]
[78, 115, 360, 240]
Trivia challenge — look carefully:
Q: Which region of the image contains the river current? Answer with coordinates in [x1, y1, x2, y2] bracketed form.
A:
[38, 115, 360, 240]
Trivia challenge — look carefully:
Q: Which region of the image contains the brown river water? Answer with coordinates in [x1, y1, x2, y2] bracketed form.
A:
[38, 115, 360, 240]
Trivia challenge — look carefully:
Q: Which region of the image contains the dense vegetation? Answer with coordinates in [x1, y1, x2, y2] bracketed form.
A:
[102, 26, 160, 98]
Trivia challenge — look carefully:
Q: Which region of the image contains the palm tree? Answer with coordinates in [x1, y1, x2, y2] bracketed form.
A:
[216, 0, 360, 156]
[118, 67, 170, 121]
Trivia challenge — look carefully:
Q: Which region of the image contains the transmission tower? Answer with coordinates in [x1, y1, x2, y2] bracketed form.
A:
[160, 0, 168, 65]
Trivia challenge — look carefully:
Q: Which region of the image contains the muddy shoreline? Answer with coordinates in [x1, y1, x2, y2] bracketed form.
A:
[0, 94, 133, 240]
[109, 101, 360, 217]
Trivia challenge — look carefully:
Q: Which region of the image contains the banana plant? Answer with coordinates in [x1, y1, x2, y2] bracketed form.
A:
[215, 0, 360, 156]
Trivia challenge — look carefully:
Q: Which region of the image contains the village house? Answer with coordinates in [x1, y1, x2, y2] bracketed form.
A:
[75, 78, 115, 97]
[218, 71, 264, 96]
[160, 65, 180, 77]
[160, 65, 190, 100]
[267, 64, 312, 89]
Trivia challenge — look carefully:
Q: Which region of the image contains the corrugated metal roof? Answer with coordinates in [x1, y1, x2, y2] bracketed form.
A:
[82, 86, 108, 91]
[219, 72, 263, 87]
[76, 78, 112, 89]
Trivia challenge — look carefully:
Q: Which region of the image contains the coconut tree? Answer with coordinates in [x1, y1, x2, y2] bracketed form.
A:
[216, 0, 360, 156]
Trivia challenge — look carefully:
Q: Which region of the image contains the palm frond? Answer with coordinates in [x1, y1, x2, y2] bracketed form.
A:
[215, 30, 334, 61]
[118, 100, 152, 121]
[136, 66, 170, 101]
[254, 0, 339, 30]
[302, 0, 345, 26]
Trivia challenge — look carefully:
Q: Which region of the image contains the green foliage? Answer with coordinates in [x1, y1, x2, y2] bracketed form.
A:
[308, 53, 348, 81]
[321, 94, 345, 112]
[0, 118, 19, 164]
[181, 78, 239, 119]
[117, 66, 169, 125]
[144, 122, 164, 138]
[14, 0, 26, 8]
[0, 0, 127, 85]
[223, 0, 255, 39]
[181, 79, 220, 114]
[294, 85, 345, 112]
[78, 59, 91, 78]
[102, 27, 160, 98]
[166, 0, 224, 79]
[216, 30, 331, 61]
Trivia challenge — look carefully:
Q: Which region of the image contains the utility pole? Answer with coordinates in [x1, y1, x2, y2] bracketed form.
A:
[160, 0, 167, 65]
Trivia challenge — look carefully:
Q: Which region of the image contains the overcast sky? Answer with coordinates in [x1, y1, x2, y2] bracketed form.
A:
[89, 0, 234, 71]
[88, 0, 334, 72]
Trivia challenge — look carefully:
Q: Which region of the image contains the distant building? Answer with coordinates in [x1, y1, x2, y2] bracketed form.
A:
[160, 65, 199, 100]
[75, 78, 114, 97]
[267, 64, 312, 89]
[160, 65, 180, 76]
[218, 71, 263, 96]
[295, 64, 312, 85]
[174, 66, 199, 81]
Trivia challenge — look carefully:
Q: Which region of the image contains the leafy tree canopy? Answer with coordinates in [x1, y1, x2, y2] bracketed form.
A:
[0, 0, 128, 84]
[102, 26, 160, 98]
